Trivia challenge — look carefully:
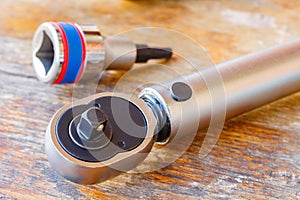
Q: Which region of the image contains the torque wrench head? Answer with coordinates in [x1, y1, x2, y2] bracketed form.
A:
[45, 92, 157, 184]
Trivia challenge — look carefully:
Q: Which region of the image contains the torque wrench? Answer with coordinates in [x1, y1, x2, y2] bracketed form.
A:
[46, 38, 300, 184]
[32, 22, 172, 84]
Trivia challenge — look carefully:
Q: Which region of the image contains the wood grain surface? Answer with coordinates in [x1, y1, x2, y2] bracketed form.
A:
[0, 0, 299, 199]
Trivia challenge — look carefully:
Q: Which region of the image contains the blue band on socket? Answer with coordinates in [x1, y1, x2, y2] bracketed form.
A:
[58, 23, 83, 83]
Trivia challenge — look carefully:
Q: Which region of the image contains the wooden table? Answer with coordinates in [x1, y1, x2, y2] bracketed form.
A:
[0, 0, 299, 199]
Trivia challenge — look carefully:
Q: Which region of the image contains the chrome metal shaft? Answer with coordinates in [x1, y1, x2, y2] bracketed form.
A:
[141, 38, 300, 143]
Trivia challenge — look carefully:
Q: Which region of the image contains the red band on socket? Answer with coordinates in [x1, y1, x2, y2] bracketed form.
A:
[51, 22, 69, 84]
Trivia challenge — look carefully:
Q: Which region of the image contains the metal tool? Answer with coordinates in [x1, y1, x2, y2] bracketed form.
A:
[46, 38, 300, 184]
[32, 22, 172, 84]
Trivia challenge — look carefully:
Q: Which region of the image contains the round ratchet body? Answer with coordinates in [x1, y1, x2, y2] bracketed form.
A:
[46, 93, 156, 184]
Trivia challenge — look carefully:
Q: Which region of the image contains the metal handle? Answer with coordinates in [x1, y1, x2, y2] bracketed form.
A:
[140, 38, 300, 143]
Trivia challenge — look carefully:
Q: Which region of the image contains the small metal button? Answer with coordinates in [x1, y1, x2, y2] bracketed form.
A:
[170, 82, 192, 102]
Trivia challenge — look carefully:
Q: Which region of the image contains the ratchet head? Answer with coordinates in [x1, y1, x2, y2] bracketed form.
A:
[46, 92, 157, 184]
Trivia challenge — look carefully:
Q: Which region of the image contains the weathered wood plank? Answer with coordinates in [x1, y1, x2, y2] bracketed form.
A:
[0, 0, 299, 199]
